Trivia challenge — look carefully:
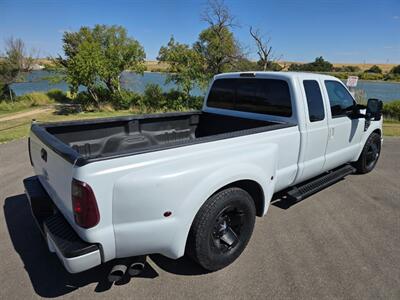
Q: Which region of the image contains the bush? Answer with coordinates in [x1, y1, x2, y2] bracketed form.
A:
[382, 100, 400, 120]
[384, 73, 400, 82]
[389, 65, 400, 74]
[359, 72, 384, 80]
[113, 90, 142, 109]
[333, 65, 361, 72]
[46, 89, 69, 103]
[0, 83, 15, 100]
[288, 57, 333, 72]
[142, 84, 166, 109]
[17, 92, 53, 106]
[365, 65, 382, 74]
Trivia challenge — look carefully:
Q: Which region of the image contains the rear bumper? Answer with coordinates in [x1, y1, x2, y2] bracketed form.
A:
[23, 176, 102, 273]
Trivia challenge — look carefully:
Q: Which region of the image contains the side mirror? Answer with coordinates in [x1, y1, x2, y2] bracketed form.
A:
[366, 98, 383, 121]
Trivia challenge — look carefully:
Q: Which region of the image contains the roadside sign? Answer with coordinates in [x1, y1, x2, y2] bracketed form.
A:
[346, 76, 358, 87]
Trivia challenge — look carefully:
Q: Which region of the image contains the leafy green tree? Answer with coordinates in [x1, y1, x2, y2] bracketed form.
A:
[365, 65, 382, 74]
[309, 56, 333, 72]
[0, 37, 35, 100]
[288, 57, 333, 72]
[193, 0, 242, 79]
[194, 26, 240, 77]
[158, 37, 205, 101]
[57, 25, 146, 106]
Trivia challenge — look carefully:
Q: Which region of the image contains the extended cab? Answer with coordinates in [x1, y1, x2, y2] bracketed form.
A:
[23, 72, 383, 276]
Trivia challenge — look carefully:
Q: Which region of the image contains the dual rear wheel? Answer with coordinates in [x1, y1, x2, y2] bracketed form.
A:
[186, 187, 256, 271]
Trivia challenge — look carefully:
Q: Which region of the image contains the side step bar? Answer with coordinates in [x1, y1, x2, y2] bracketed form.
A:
[287, 164, 356, 202]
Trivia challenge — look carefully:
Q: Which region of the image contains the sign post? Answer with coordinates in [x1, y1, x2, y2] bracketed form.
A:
[346, 76, 358, 97]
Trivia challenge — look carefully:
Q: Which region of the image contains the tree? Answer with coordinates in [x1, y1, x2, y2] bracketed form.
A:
[249, 26, 280, 71]
[194, 0, 242, 78]
[289, 57, 333, 72]
[158, 37, 205, 101]
[365, 65, 382, 74]
[0, 37, 36, 100]
[57, 25, 146, 106]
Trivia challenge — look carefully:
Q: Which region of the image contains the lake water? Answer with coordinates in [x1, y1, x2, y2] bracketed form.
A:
[10, 70, 400, 102]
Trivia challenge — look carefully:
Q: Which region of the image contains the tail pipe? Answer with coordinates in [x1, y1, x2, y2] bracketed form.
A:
[128, 262, 145, 276]
[108, 264, 127, 282]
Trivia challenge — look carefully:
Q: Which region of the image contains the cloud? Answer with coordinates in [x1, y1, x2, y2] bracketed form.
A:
[393, 16, 400, 19]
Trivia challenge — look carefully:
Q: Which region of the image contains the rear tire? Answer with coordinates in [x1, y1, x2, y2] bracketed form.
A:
[353, 132, 381, 174]
[186, 187, 256, 271]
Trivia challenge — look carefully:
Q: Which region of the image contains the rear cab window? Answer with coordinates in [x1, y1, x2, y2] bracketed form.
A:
[303, 80, 325, 122]
[207, 78, 292, 117]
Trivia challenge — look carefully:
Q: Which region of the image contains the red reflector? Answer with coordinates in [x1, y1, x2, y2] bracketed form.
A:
[71, 179, 100, 228]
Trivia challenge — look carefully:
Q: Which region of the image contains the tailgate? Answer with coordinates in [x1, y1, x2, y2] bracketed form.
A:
[29, 130, 76, 225]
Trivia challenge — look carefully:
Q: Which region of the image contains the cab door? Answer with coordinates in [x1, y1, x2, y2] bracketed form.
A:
[322, 80, 364, 171]
[298, 79, 329, 181]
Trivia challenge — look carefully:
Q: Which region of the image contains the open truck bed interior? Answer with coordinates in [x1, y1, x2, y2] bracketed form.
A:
[35, 111, 292, 164]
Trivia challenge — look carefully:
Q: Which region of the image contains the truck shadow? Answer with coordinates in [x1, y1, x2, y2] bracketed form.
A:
[3, 194, 159, 297]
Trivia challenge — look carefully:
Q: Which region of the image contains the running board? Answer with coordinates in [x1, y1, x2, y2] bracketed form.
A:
[287, 165, 356, 202]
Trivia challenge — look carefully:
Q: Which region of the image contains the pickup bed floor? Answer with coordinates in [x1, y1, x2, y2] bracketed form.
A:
[45, 112, 279, 159]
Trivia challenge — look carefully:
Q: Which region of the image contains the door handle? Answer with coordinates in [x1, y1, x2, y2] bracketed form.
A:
[41, 148, 47, 162]
[329, 128, 335, 138]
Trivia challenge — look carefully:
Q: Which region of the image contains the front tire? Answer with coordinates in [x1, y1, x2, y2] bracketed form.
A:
[353, 132, 381, 174]
[186, 187, 256, 271]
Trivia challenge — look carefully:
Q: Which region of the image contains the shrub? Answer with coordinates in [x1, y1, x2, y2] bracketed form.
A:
[382, 100, 400, 120]
[0, 83, 15, 101]
[17, 92, 53, 106]
[333, 65, 361, 72]
[365, 65, 382, 74]
[46, 89, 69, 103]
[113, 90, 142, 109]
[359, 72, 384, 80]
[142, 84, 166, 109]
[389, 65, 400, 74]
[288, 57, 333, 72]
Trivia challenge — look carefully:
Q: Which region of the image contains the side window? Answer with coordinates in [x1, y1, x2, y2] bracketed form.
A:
[325, 80, 355, 117]
[303, 80, 325, 122]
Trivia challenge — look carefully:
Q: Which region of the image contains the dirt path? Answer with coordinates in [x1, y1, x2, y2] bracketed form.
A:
[0, 107, 53, 122]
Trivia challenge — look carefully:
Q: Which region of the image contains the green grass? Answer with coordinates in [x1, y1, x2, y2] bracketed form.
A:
[0, 89, 69, 115]
[0, 110, 135, 143]
[383, 119, 400, 137]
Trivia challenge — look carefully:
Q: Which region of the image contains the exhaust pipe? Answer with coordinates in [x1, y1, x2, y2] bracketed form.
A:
[108, 264, 127, 282]
[128, 262, 145, 277]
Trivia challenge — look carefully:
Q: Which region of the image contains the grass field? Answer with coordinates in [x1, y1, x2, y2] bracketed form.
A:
[383, 120, 400, 136]
[0, 109, 134, 143]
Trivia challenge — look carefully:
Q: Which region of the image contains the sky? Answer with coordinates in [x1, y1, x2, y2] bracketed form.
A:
[1, 0, 399, 64]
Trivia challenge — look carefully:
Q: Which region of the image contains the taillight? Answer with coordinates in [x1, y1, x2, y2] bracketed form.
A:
[71, 179, 100, 228]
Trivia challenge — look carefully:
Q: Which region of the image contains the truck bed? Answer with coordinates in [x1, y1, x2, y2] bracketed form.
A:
[32, 111, 294, 165]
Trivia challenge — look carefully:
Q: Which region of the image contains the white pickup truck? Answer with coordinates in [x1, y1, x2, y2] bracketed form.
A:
[23, 72, 383, 279]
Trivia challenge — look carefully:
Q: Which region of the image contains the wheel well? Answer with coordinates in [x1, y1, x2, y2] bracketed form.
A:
[216, 180, 265, 217]
[372, 128, 381, 137]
